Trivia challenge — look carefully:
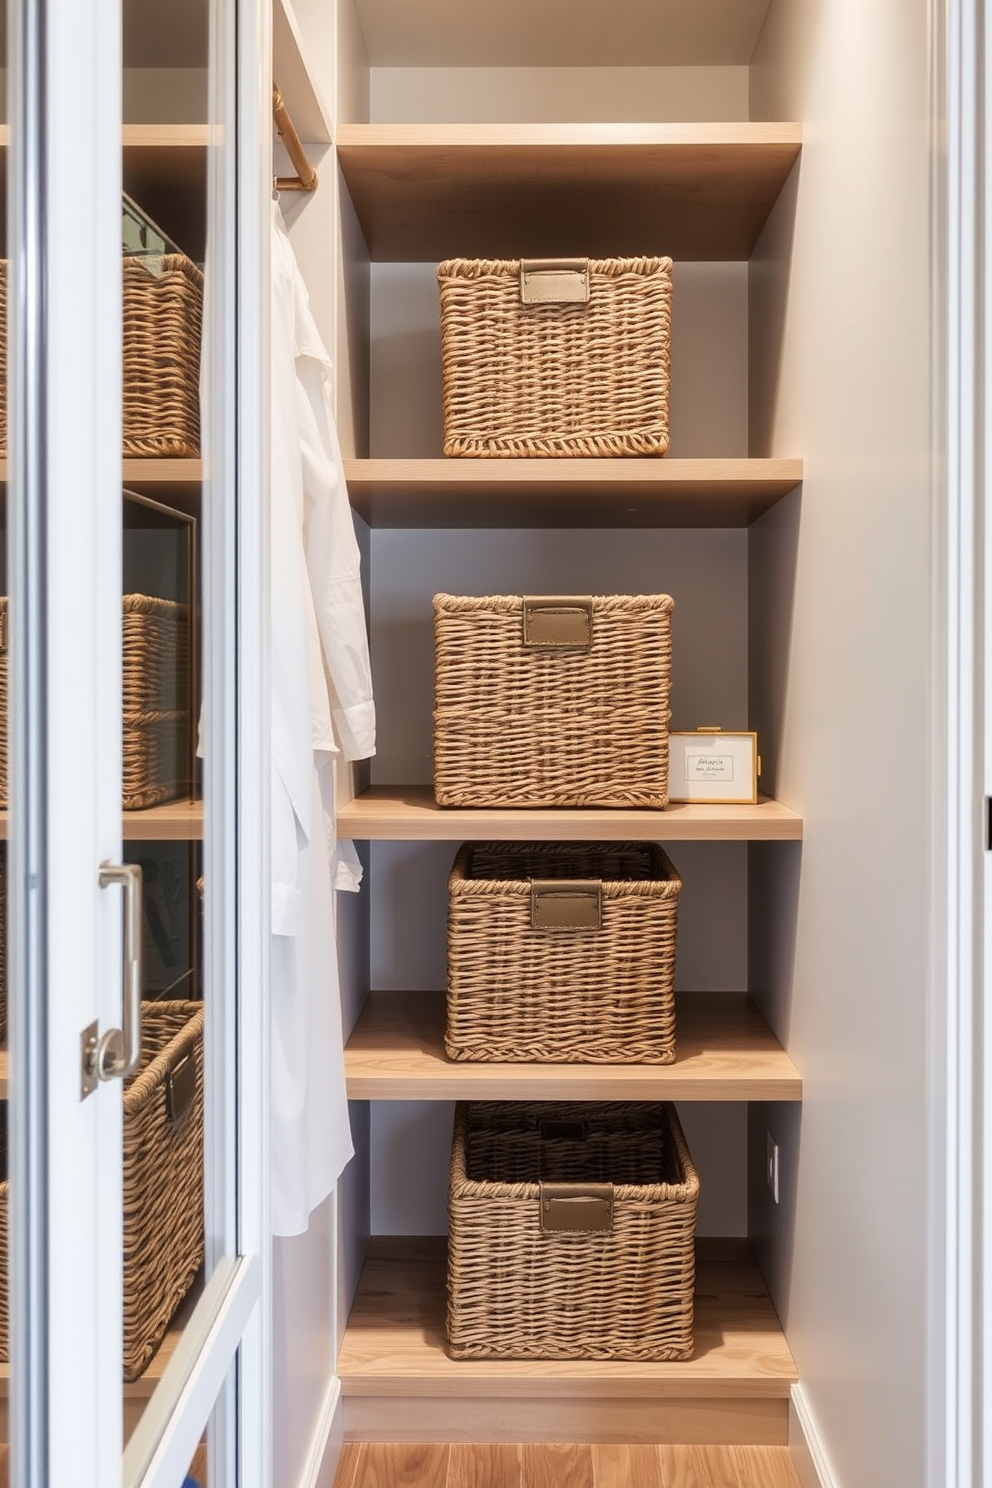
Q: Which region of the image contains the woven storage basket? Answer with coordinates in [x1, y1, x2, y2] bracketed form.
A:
[433, 592, 674, 808]
[447, 841, 681, 1063]
[0, 253, 202, 457]
[0, 847, 6, 1046]
[122, 594, 191, 810]
[438, 256, 672, 458]
[447, 1100, 699, 1360]
[0, 595, 190, 810]
[0, 1000, 204, 1380]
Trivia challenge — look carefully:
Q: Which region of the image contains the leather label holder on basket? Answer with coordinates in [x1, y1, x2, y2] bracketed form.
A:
[540, 1183, 614, 1233]
[165, 1050, 197, 1124]
[519, 259, 590, 304]
[521, 597, 593, 650]
[531, 880, 602, 930]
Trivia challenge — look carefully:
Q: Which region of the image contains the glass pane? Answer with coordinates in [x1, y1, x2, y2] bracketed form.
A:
[120, 0, 224, 1459]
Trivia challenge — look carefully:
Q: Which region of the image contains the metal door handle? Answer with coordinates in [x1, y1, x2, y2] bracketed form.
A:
[94, 861, 143, 1081]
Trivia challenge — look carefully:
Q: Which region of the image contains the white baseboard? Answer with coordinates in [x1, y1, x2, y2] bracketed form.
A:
[790, 1386, 839, 1488]
[297, 1376, 343, 1488]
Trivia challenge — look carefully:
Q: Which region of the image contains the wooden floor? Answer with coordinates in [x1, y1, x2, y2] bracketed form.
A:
[332, 1442, 802, 1488]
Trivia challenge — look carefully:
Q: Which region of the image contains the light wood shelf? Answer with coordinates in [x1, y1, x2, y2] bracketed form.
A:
[338, 1237, 798, 1444]
[0, 800, 202, 843]
[345, 991, 801, 1102]
[123, 458, 202, 514]
[336, 122, 802, 261]
[123, 799, 203, 841]
[338, 787, 803, 842]
[1, 458, 203, 509]
[344, 458, 804, 529]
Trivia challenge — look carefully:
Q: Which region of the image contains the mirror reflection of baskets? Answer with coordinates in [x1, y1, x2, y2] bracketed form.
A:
[1, 195, 202, 459]
[0, 1001, 205, 1381]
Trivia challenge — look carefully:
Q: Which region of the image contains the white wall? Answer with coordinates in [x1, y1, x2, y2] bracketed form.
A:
[746, 2, 932, 1484]
[370, 66, 749, 124]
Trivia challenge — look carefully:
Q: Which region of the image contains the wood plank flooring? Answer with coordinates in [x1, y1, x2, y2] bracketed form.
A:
[332, 1442, 801, 1488]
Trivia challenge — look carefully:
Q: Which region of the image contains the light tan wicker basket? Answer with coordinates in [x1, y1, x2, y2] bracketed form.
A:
[433, 592, 674, 808]
[0, 595, 190, 810]
[0, 1000, 204, 1380]
[0, 848, 6, 1047]
[122, 1000, 204, 1380]
[122, 594, 191, 810]
[447, 1100, 699, 1360]
[438, 256, 672, 458]
[447, 841, 681, 1063]
[0, 253, 202, 458]
[121, 255, 202, 458]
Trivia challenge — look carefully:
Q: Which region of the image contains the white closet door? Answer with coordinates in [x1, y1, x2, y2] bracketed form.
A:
[4, 1, 269, 1486]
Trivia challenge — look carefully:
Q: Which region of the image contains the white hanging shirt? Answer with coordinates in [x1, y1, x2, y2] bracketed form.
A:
[270, 202, 375, 1236]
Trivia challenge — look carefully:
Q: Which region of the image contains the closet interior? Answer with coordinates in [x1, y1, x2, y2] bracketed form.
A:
[293, 0, 811, 1457]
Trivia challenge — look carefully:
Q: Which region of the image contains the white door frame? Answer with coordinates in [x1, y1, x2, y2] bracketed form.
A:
[929, 0, 992, 1485]
[6, 0, 270, 1483]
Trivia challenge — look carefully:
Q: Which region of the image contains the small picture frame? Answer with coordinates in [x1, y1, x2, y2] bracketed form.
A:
[668, 729, 760, 804]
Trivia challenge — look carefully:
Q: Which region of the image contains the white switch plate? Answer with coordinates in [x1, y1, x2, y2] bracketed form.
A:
[766, 1132, 780, 1204]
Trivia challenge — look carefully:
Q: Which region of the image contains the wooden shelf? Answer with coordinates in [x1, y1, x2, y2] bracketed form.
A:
[123, 458, 202, 514]
[345, 458, 804, 529]
[345, 991, 801, 1102]
[336, 123, 802, 261]
[0, 800, 202, 842]
[2, 457, 203, 511]
[338, 1237, 798, 1444]
[124, 799, 203, 841]
[338, 787, 803, 842]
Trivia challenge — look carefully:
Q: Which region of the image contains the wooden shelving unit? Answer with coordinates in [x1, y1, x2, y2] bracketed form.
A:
[338, 1238, 799, 1445]
[338, 786, 803, 842]
[345, 991, 802, 1102]
[0, 799, 202, 843]
[336, 122, 801, 261]
[344, 458, 804, 529]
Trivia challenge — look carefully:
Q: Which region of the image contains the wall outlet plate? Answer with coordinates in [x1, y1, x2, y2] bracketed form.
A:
[766, 1131, 780, 1205]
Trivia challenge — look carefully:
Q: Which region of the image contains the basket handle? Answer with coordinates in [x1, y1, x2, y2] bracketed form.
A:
[522, 596, 593, 650]
[531, 880, 602, 930]
[520, 259, 590, 304]
[540, 1182, 614, 1233]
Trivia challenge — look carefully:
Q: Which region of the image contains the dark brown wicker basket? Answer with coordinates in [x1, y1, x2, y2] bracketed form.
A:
[447, 841, 682, 1063]
[438, 256, 672, 458]
[0, 253, 202, 458]
[447, 1100, 699, 1361]
[0, 1000, 204, 1380]
[433, 592, 674, 808]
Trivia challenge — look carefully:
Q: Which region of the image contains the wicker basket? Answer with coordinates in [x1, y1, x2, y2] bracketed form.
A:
[447, 1100, 699, 1360]
[0, 253, 202, 458]
[0, 1000, 204, 1380]
[438, 256, 672, 458]
[122, 594, 191, 810]
[433, 593, 674, 808]
[447, 841, 681, 1063]
[0, 594, 190, 810]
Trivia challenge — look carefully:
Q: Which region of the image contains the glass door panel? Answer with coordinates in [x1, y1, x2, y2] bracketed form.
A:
[4, 0, 266, 1482]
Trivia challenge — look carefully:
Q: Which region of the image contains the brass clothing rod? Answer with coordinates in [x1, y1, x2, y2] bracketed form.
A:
[273, 86, 318, 193]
